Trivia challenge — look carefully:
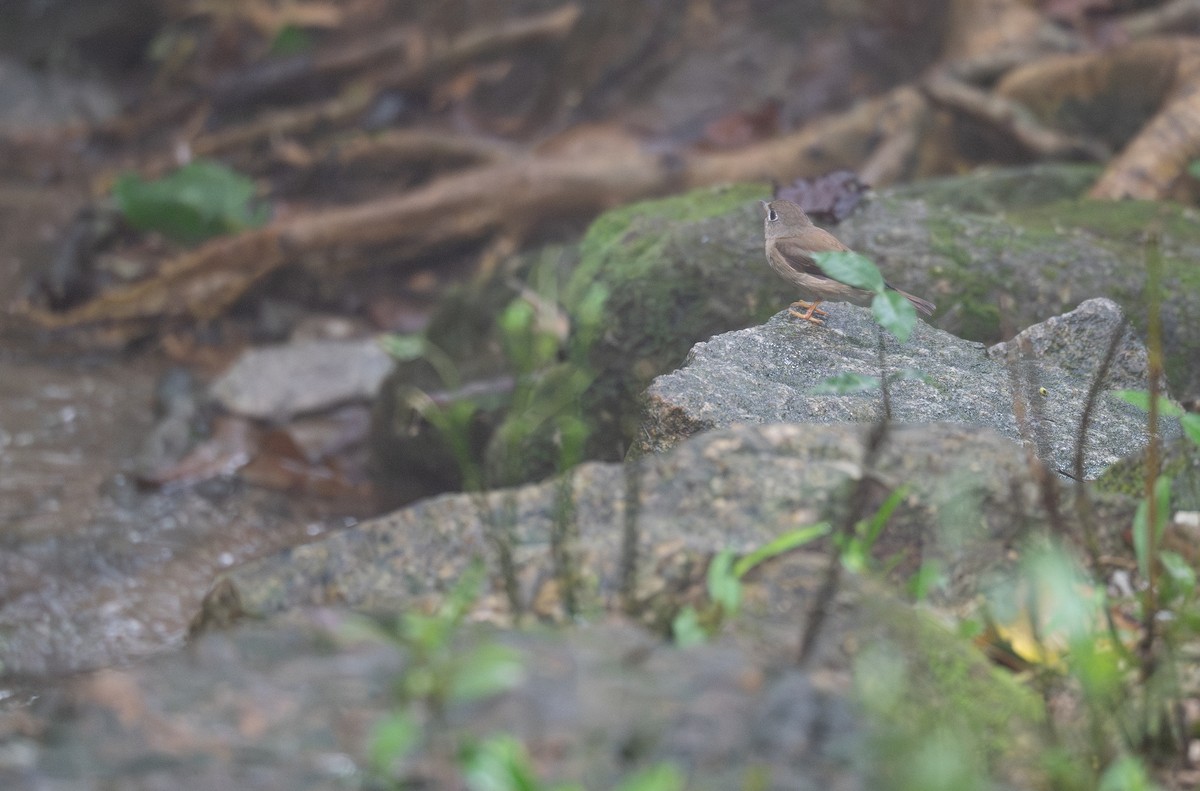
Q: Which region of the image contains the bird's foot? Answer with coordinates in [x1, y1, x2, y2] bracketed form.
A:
[788, 300, 828, 325]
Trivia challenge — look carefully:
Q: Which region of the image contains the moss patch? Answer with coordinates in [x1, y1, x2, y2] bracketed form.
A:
[568, 182, 769, 307]
[860, 596, 1048, 789]
[564, 183, 779, 451]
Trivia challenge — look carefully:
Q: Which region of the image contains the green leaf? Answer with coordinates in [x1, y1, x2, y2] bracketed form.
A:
[556, 413, 590, 470]
[369, 710, 420, 774]
[810, 372, 880, 395]
[811, 250, 885, 292]
[571, 283, 609, 351]
[1159, 550, 1196, 602]
[732, 523, 831, 578]
[672, 606, 707, 647]
[1132, 476, 1171, 581]
[706, 550, 741, 615]
[861, 485, 909, 547]
[1190, 159, 1200, 179]
[1182, 413, 1200, 446]
[403, 611, 452, 652]
[840, 537, 869, 573]
[872, 290, 917, 343]
[499, 300, 538, 376]
[462, 735, 540, 791]
[113, 160, 268, 244]
[907, 560, 942, 601]
[379, 333, 425, 362]
[613, 763, 686, 791]
[1099, 755, 1163, 791]
[269, 24, 313, 55]
[451, 643, 525, 702]
[1112, 390, 1184, 417]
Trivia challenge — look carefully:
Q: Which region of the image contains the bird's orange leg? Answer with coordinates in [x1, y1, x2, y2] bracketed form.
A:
[788, 300, 828, 325]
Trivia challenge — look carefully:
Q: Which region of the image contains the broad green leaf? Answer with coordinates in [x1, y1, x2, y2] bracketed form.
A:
[269, 24, 313, 55]
[499, 300, 539, 376]
[706, 550, 741, 615]
[1182, 413, 1200, 446]
[1112, 390, 1184, 417]
[840, 537, 868, 573]
[113, 160, 268, 244]
[369, 710, 420, 773]
[1132, 476, 1172, 581]
[1099, 755, 1163, 791]
[403, 611, 452, 652]
[572, 283, 609, 350]
[671, 606, 707, 647]
[872, 291, 917, 343]
[1067, 632, 1122, 701]
[810, 372, 880, 395]
[462, 735, 540, 791]
[811, 250, 885, 292]
[732, 523, 831, 578]
[1159, 550, 1196, 602]
[451, 643, 525, 702]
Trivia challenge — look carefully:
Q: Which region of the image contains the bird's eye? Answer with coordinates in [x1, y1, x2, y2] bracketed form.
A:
[767, 209, 778, 222]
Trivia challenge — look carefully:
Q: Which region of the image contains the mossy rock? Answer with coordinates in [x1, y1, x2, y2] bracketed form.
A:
[564, 183, 780, 452]
[371, 164, 1200, 504]
[854, 595, 1048, 790]
[835, 185, 1200, 399]
[1093, 435, 1200, 509]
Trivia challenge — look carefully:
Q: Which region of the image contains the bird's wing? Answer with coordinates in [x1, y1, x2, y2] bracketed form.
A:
[773, 231, 849, 279]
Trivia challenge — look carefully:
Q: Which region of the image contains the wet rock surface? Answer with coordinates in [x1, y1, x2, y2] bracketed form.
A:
[0, 352, 343, 677]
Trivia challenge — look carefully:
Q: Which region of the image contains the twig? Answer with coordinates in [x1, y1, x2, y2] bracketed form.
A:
[321, 129, 519, 170]
[376, 4, 583, 91]
[1139, 230, 1164, 668]
[922, 72, 1110, 160]
[1072, 314, 1130, 566]
[1117, 0, 1200, 40]
[798, 330, 891, 664]
[859, 87, 928, 187]
[23, 91, 910, 336]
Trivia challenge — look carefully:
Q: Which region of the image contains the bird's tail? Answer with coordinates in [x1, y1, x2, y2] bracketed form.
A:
[895, 288, 935, 317]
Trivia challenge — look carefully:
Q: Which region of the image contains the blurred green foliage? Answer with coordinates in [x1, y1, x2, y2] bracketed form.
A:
[113, 159, 269, 244]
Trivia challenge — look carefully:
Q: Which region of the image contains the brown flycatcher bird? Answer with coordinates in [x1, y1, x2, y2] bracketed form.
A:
[761, 199, 935, 325]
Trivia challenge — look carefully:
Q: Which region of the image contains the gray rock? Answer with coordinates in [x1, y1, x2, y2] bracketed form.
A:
[5, 615, 868, 791]
[640, 298, 1177, 480]
[831, 188, 1200, 400]
[211, 421, 1129, 625]
[0, 58, 119, 132]
[210, 338, 394, 420]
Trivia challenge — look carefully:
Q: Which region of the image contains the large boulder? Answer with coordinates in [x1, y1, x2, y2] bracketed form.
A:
[639, 298, 1178, 479]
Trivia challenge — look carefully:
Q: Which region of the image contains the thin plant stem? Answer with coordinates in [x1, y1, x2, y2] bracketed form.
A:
[1139, 230, 1163, 668]
[798, 330, 891, 664]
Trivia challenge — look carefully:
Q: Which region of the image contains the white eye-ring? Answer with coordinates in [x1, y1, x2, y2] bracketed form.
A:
[768, 209, 778, 222]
